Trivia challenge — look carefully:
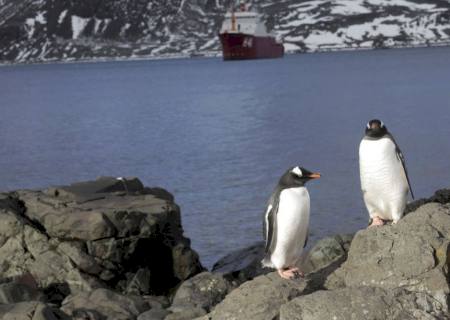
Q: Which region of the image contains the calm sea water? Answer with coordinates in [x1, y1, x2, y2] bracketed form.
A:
[1, 47, 450, 268]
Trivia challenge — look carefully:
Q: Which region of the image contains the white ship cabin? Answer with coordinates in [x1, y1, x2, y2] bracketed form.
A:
[220, 8, 269, 36]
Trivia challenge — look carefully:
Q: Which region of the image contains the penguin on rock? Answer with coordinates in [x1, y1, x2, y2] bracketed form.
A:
[359, 119, 414, 227]
[262, 166, 321, 279]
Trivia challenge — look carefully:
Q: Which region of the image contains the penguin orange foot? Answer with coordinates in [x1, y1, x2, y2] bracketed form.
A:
[278, 267, 304, 279]
[369, 216, 385, 227]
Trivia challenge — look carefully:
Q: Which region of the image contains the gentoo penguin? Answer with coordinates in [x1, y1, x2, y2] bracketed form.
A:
[359, 119, 414, 227]
[262, 166, 321, 279]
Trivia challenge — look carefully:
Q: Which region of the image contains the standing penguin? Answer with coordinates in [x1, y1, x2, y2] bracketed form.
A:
[262, 166, 321, 279]
[359, 119, 414, 227]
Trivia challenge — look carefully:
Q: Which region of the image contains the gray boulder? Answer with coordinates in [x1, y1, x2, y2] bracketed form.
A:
[0, 281, 40, 304]
[199, 234, 354, 320]
[137, 308, 170, 320]
[200, 202, 450, 319]
[165, 307, 207, 320]
[0, 301, 65, 320]
[201, 271, 316, 320]
[211, 242, 269, 283]
[300, 233, 353, 274]
[280, 286, 448, 320]
[61, 288, 149, 320]
[144, 296, 170, 309]
[0, 177, 203, 296]
[170, 272, 234, 313]
[326, 203, 450, 310]
[405, 188, 450, 214]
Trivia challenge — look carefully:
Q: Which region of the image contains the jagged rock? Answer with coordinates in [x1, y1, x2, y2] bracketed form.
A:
[136, 296, 170, 320]
[165, 307, 207, 320]
[170, 272, 234, 313]
[280, 287, 449, 320]
[202, 271, 317, 320]
[200, 233, 354, 320]
[200, 202, 450, 319]
[137, 308, 170, 320]
[0, 281, 40, 304]
[61, 288, 149, 320]
[211, 242, 269, 283]
[405, 188, 450, 214]
[0, 177, 203, 295]
[300, 233, 353, 274]
[326, 203, 450, 310]
[0, 301, 65, 320]
[143, 296, 170, 309]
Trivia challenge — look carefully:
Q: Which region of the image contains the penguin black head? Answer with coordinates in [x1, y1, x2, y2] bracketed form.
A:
[279, 166, 321, 187]
[365, 119, 388, 138]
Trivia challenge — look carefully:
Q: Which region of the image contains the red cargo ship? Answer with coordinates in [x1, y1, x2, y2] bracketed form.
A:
[219, 4, 284, 60]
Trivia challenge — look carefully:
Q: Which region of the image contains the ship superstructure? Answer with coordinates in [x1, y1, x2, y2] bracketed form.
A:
[219, 4, 284, 60]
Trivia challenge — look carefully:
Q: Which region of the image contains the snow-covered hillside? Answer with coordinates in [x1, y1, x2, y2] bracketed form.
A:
[0, 0, 449, 63]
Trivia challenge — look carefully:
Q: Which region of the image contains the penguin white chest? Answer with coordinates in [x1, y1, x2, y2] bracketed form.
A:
[359, 138, 408, 221]
[270, 187, 310, 269]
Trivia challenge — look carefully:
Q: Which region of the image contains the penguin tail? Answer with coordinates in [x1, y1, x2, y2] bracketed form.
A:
[261, 256, 275, 269]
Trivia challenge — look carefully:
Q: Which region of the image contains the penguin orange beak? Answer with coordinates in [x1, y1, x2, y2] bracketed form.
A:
[308, 173, 321, 179]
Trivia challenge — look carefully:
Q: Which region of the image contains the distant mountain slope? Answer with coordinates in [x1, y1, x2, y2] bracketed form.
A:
[0, 0, 450, 63]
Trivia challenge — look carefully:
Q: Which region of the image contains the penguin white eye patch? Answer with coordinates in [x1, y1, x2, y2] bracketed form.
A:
[367, 121, 385, 129]
[292, 167, 303, 177]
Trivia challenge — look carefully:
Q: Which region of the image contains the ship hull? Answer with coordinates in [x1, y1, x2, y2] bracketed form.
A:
[219, 33, 284, 60]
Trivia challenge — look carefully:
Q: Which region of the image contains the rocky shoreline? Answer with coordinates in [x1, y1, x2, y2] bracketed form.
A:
[1, 177, 449, 319]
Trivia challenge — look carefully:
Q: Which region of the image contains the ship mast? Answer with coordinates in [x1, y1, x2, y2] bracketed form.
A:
[231, 7, 236, 31]
[230, 1, 246, 31]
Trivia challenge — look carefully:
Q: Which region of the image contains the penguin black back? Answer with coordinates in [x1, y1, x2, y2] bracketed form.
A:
[263, 166, 320, 255]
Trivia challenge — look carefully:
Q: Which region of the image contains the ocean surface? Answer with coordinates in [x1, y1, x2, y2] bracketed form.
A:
[1, 47, 450, 268]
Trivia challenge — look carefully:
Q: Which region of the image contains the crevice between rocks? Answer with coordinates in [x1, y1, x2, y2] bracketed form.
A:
[12, 193, 50, 238]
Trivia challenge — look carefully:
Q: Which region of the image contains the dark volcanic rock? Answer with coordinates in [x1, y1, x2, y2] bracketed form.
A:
[0, 177, 203, 297]
[165, 307, 207, 320]
[326, 203, 450, 310]
[300, 233, 353, 275]
[61, 288, 149, 320]
[280, 287, 448, 320]
[200, 263, 344, 320]
[405, 188, 450, 214]
[170, 272, 234, 313]
[199, 272, 311, 320]
[0, 281, 40, 304]
[137, 308, 170, 320]
[0, 301, 66, 320]
[211, 241, 269, 283]
[199, 201, 450, 319]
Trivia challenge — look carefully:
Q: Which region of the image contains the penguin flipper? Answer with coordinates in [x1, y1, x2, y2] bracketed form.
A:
[387, 133, 415, 199]
[263, 193, 279, 254]
[303, 231, 308, 248]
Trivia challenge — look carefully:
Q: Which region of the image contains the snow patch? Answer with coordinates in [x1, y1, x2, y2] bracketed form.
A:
[71, 15, 90, 39]
[331, 1, 371, 15]
[365, 0, 436, 11]
[94, 19, 101, 34]
[283, 42, 301, 52]
[177, 0, 187, 14]
[35, 11, 46, 24]
[25, 18, 35, 38]
[120, 23, 131, 36]
[58, 10, 68, 24]
[199, 38, 217, 50]
[304, 31, 345, 48]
